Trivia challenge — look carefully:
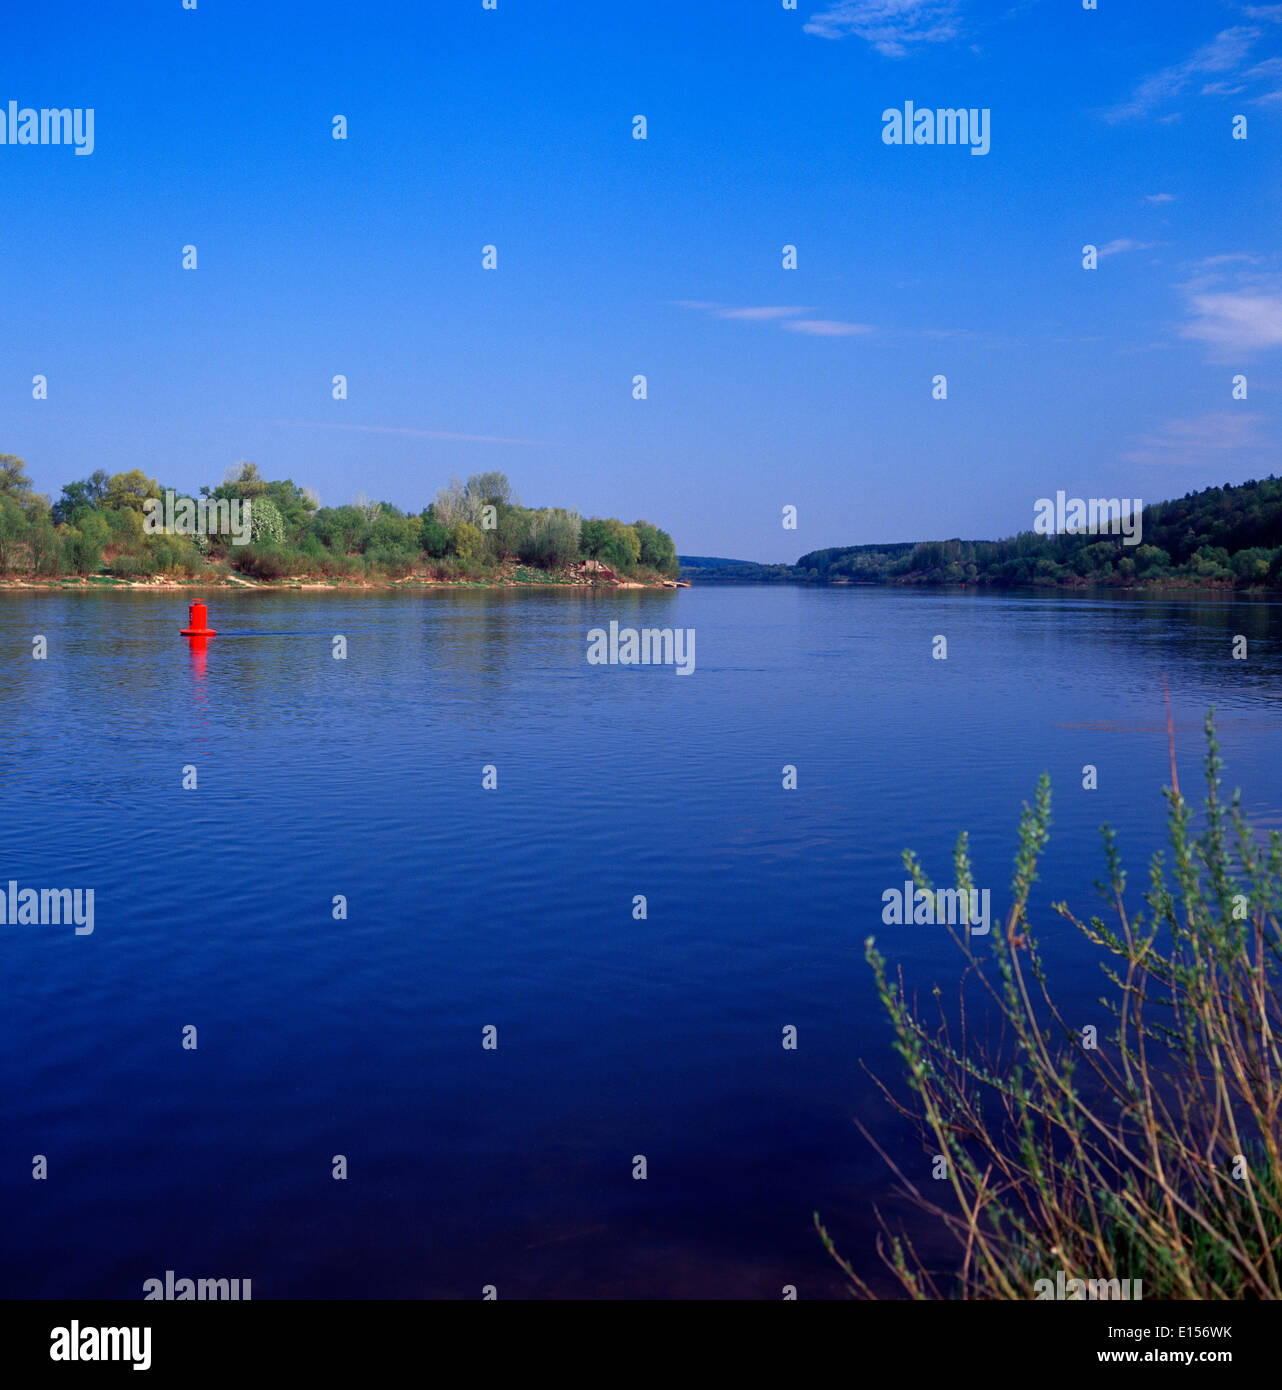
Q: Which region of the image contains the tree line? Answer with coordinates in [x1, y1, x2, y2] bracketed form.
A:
[0, 456, 678, 582]
[780, 477, 1282, 588]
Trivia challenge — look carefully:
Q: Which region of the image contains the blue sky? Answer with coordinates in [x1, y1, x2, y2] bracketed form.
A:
[2, 0, 1278, 560]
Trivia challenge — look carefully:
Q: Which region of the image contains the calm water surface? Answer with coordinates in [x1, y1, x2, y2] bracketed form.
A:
[2, 585, 1280, 1297]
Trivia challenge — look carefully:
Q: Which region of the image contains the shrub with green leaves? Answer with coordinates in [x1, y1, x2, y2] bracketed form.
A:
[825, 712, 1282, 1300]
[107, 552, 153, 578]
[419, 507, 451, 558]
[521, 507, 581, 568]
[231, 544, 299, 581]
[450, 520, 485, 565]
[248, 497, 286, 546]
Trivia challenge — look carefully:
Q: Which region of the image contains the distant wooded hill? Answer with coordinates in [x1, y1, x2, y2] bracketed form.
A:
[681, 477, 1282, 589]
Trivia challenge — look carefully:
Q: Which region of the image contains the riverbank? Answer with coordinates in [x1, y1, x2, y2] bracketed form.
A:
[0, 565, 689, 593]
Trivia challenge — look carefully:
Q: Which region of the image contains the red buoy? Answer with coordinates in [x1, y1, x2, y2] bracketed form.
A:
[180, 602, 216, 636]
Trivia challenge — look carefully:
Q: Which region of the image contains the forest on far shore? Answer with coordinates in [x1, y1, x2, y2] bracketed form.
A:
[681, 476, 1282, 590]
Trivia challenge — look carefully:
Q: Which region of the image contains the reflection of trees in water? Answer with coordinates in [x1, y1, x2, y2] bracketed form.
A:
[407, 586, 682, 710]
[954, 590, 1281, 701]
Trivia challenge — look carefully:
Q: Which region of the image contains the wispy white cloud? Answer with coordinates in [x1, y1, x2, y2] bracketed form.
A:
[1120, 411, 1267, 467]
[1107, 17, 1281, 120]
[1177, 257, 1282, 356]
[675, 301, 875, 337]
[715, 305, 811, 321]
[802, 0, 961, 55]
[1182, 287, 1282, 353]
[1193, 253, 1264, 270]
[782, 319, 875, 336]
[920, 326, 988, 340]
[1145, 193, 1176, 203]
[1097, 238, 1160, 259]
[256, 420, 552, 446]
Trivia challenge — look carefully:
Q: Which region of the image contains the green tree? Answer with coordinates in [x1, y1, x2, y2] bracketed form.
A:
[1230, 547, 1270, 584]
[0, 499, 28, 572]
[308, 505, 366, 553]
[432, 476, 482, 530]
[633, 520, 677, 574]
[65, 512, 110, 573]
[217, 461, 269, 500]
[600, 519, 641, 573]
[492, 503, 530, 561]
[27, 517, 62, 575]
[106, 507, 146, 545]
[364, 508, 418, 554]
[580, 518, 609, 560]
[452, 520, 485, 564]
[0, 454, 37, 508]
[1190, 545, 1230, 580]
[521, 508, 582, 568]
[264, 477, 314, 533]
[467, 472, 516, 508]
[1132, 543, 1170, 576]
[104, 469, 161, 513]
[248, 497, 286, 545]
[52, 469, 109, 523]
[419, 506, 451, 558]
